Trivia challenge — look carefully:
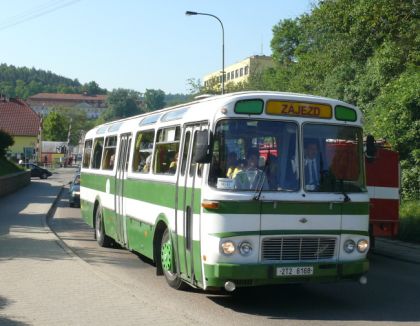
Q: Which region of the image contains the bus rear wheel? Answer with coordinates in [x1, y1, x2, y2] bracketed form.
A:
[95, 205, 113, 247]
[160, 228, 185, 290]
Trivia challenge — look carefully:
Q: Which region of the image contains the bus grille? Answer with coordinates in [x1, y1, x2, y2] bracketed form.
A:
[261, 237, 337, 262]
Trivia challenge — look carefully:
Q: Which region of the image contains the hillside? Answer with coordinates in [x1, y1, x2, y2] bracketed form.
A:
[0, 63, 106, 99]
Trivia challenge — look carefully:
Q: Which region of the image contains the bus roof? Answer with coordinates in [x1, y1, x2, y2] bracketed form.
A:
[84, 91, 362, 139]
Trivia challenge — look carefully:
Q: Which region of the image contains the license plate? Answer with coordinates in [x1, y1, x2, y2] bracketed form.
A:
[276, 266, 314, 277]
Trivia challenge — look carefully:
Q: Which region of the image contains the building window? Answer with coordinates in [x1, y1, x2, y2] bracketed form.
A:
[231, 71, 234, 79]
[244, 65, 249, 75]
[240, 68, 244, 77]
[235, 69, 239, 78]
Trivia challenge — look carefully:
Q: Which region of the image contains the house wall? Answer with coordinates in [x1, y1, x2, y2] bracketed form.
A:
[9, 136, 37, 157]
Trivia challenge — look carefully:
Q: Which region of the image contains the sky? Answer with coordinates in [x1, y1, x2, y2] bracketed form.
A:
[1, 0, 314, 94]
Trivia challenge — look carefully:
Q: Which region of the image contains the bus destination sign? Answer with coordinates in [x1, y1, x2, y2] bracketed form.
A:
[266, 101, 332, 119]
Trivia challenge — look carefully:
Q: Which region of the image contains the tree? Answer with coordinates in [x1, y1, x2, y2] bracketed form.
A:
[0, 130, 14, 157]
[144, 89, 166, 112]
[268, 0, 419, 198]
[101, 88, 142, 122]
[82, 81, 107, 95]
[42, 110, 70, 141]
[52, 107, 94, 146]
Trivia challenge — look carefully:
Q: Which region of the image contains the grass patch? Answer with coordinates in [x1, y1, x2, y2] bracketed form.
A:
[0, 156, 23, 176]
[398, 200, 420, 243]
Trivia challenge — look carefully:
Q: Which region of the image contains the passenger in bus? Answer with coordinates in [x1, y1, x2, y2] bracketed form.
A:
[234, 149, 269, 190]
[168, 152, 179, 174]
[142, 155, 152, 173]
[226, 152, 240, 178]
[304, 140, 320, 190]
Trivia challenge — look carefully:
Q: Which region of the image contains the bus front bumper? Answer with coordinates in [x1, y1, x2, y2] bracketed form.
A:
[203, 259, 369, 289]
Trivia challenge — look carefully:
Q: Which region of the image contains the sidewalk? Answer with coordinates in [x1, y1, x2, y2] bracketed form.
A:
[375, 237, 420, 264]
[0, 178, 193, 326]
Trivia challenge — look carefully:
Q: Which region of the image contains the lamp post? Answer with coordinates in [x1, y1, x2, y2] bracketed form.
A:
[185, 11, 225, 95]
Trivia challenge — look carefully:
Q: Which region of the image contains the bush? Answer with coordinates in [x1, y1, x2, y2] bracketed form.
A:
[0, 130, 14, 157]
[398, 201, 420, 243]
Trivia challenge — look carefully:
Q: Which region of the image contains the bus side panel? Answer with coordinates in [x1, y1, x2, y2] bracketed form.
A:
[126, 216, 154, 260]
[176, 186, 203, 286]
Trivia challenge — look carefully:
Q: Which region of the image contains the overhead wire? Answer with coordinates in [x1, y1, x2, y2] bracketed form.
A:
[0, 0, 81, 32]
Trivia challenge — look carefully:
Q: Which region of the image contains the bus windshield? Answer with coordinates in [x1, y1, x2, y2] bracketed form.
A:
[209, 119, 299, 191]
[303, 124, 365, 193]
[209, 119, 365, 193]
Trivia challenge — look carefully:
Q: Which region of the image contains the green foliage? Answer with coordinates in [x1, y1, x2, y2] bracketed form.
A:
[0, 156, 22, 176]
[398, 201, 420, 243]
[50, 107, 95, 146]
[0, 130, 14, 157]
[101, 89, 142, 122]
[42, 110, 70, 141]
[0, 63, 106, 99]
[144, 89, 166, 112]
[265, 0, 419, 199]
[164, 93, 191, 107]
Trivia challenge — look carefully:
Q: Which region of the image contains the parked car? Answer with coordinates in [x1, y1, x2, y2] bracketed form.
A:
[22, 163, 52, 179]
[69, 173, 80, 207]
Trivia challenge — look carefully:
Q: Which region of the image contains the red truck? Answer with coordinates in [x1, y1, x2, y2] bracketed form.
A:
[365, 141, 400, 247]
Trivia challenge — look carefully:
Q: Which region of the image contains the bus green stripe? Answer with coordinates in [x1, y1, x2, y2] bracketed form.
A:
[211, 229, 369, 238]
[81, 173, 202, 213]
[203, 201, 368, 215]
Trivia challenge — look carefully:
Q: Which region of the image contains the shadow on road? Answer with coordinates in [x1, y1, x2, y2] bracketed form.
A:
[207, 255, 420, 322]
[0, 295, 30, 326]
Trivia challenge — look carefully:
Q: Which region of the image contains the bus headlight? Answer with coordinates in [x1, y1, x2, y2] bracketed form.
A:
[221, 241, 235, 255]
[357, 239, 369, 253]
[343, 239, 356, 253]
[238, 241, 252, 256]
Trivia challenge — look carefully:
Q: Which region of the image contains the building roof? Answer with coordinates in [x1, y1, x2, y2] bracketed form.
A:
[28, 93, 107, 102]
[0, 98, 41, 137]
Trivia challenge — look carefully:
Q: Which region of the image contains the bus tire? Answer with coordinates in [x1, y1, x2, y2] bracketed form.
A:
[95, 205, 113, 247]
[160, 228, 185, 290]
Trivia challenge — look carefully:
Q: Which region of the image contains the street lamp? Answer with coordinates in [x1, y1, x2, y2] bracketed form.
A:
[185, 10, 225, 95]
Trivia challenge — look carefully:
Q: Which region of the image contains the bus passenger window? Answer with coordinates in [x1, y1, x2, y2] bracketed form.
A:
[102, 136, 117, 170]
[132, 130, 155, 173]
[82, 139, 92, 168]
[91, 138, 104, 169]
[181, 131, 191, 176]
[153, 126, 180, 175]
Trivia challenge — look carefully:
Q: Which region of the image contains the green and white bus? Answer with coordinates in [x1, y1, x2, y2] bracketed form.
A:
[80, 91, 370, 292]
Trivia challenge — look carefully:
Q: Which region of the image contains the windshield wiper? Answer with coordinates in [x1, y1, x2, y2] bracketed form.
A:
[253, 153, 270, 201]
[339, 179, 351, 202]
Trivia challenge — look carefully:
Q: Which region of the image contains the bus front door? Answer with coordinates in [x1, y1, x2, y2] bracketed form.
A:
[115, 133, 131, 246]
[176, 124, 206, 286]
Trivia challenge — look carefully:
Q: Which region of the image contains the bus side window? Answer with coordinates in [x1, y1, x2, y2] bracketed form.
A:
[91, 138, 104, 169]
[132, 130, 155, 173]
[153, 126, 180, 175]
[181, 131, 191, 176]
[102, 136, 117, 170]
[82, 139, 92, 168]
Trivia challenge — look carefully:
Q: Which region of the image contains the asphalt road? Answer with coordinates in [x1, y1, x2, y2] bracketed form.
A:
[49, 179, 420, 326]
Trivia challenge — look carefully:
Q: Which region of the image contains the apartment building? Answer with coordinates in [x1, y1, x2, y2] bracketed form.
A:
[27, 92, 108, 119]
[203, 55, 274, 90]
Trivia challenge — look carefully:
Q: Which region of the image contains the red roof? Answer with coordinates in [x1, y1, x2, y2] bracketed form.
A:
[0, 98, 41, 136]
[28, 93, 107, 101]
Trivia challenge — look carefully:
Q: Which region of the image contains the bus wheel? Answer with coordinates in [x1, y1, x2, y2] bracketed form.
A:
[160, 228, 185, 290]
[95, 205, 113, 247]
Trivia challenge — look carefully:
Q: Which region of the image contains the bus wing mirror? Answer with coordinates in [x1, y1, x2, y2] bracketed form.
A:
[365, 134, 376, 160]
[192, 130, 212, 164]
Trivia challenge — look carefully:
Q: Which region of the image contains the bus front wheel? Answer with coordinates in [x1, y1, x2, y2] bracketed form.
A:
[95, 205, 113, 247]
[160, 228, 185, 290]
